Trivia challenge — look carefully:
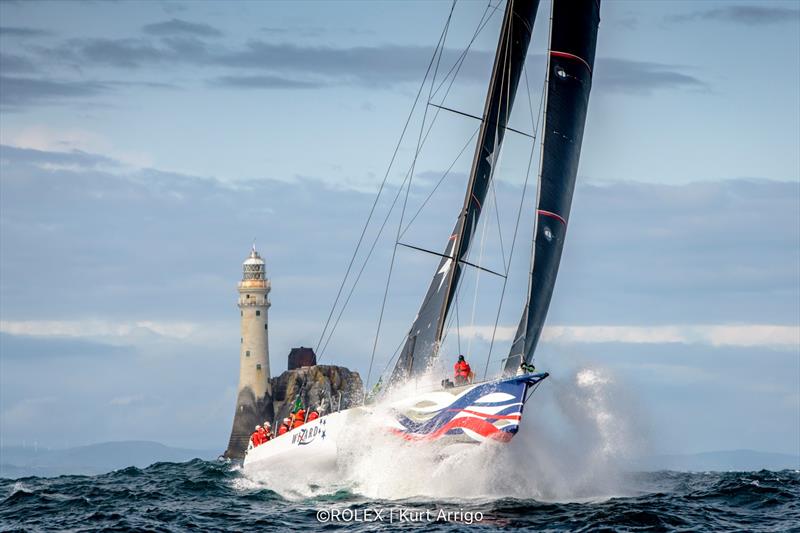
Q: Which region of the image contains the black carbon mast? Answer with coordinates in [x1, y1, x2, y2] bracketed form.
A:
[504, 0, 601, 374]
[390, 0, 541, 383]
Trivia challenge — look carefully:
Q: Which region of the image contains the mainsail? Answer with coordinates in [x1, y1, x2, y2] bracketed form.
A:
[391, 0, 540, 383]
[504, 0, 601, 374]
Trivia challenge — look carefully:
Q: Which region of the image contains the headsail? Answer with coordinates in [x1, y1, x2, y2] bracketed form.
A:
[390, 0, 541, 383]
[504, 0, 601, 374]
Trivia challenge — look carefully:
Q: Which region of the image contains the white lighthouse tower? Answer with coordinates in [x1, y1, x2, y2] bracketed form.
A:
[224, 245, 273, 459]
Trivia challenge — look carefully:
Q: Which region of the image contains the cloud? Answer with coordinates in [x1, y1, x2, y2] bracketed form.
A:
[142, 18, 223, 37]
[45, 38, 479, 85]
[594, 58, 707, 94]
[0, 76, 109, 109]
[260, 25, 374, 38]
[0, 53, 37, 73]
[0, 127, 153, 168]
[109, 394, 146, 406]
[0, 145, 796, 330]
[27, 33, 709, 98]
[260, 26, 324, 38]
[0, 332, 132, 359]
[0, 320, 203, 340]
[667, 5, 800, 26]
[161, 2, 188, 15]
[0, 144, 119, 169]
[457, 324, 800, 348]
[210, 74, 327, 89]
[55, 37, 176, 68]
[0, 26, 51, 38]
[0, 75, 174, 111]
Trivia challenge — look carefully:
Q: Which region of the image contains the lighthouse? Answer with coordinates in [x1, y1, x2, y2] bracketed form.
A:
[224, 245, 273, 459]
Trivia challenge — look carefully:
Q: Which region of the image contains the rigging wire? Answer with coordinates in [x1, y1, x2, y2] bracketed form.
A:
[490, 176, 508, 273]
[365, 1, 455, 390]
[317, 124, 478, 361]
[314, 1, 457, 356]
[398, 127, 479, 240]
[460, 3, 513, 369]
[317, 34, 475, 362]
[317, 0, 500, 367]
[369, 0, 517, 382]
[454, 289, 462, 356]
[431, 1, 503, 101]
[481, 59, 547, 380]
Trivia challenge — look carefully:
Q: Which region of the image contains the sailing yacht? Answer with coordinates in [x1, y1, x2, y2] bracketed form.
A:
[243, 0, 600, 473]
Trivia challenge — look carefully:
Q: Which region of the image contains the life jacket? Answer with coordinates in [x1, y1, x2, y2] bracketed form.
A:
[292, 409, 306, 429]
[258, 427, 269, 443]
[250, 431, 262, 447]
[454, 360, 471, 378]
[307, 411, 319, 421]
[277, 424, 289, 436]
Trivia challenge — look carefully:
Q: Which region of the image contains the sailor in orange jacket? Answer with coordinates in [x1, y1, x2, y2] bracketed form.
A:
[292, 408, 307, 429]
[454, 354, 472, 385]
[250, 424, 264, 448]
[259, 422, 271, 443]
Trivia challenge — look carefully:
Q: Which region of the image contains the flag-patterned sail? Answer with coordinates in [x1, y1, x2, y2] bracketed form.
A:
[390, 0, 541, 383]
[504, 0, 601, 374]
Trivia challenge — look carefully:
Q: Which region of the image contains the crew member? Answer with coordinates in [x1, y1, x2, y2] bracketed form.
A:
[307, 410, 319, 422]
[292, 407, 307, 429]
[277, 417, 291, 436]
[250, 424, 264, 448]
[454, 354, 472, 385]
[259, 422, 270, 443]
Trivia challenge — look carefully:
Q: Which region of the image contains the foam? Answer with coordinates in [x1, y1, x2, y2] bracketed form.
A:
[238, 366, 645, 502]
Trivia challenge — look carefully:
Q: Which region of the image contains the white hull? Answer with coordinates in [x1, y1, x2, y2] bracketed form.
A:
[243, 409, 364, 472]
[242, 372, 548, 475]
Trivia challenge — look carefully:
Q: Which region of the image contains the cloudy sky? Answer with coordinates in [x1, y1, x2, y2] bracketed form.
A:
[1, 1, 798, 457]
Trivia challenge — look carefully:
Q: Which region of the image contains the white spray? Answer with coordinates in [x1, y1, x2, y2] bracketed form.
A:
[240, 366, 646, 502]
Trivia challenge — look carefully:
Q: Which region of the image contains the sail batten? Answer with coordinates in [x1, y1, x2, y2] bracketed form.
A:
[504, 0, 601, 375]
[390, 0, 541, 384]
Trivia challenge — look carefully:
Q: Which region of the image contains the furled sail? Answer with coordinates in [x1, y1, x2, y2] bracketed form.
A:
[390, 0, 540, 383]
[504, 0, 601, 374]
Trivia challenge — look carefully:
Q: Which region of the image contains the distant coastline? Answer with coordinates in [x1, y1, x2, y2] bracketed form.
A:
[1, 441, 217, 478]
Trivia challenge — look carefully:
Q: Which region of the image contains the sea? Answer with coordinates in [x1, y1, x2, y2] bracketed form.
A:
[4, 368, 798, 532]
[1, 462, 798, 532]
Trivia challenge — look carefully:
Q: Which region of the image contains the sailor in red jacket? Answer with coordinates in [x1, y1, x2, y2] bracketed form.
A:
[262, 421, 272, 441]
[307, 410, 319, 422]
[277, 418, 291, 436]
[250, 424, 264, 448]
[454, 354, 472, 385]
[258, 422, 270, 443]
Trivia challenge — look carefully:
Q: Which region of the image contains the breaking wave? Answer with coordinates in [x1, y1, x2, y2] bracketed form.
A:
[3, 461, 798, 532]
[252, 366, 644, 502]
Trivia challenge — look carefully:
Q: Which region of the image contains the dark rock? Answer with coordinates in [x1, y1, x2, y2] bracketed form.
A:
[287, 346, 317, 370]
[270, 365, 363, 425]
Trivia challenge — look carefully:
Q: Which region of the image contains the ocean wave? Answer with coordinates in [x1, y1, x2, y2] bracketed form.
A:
[1, 462, 798, 532]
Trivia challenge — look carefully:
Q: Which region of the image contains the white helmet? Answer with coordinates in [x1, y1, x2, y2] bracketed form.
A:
[283, 418, 290, 424]
[264, 421, 271, 428]
[255, 424, 262, 430]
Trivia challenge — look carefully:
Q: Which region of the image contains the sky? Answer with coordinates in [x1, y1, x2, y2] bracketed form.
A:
[0, 1, 798, 457]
